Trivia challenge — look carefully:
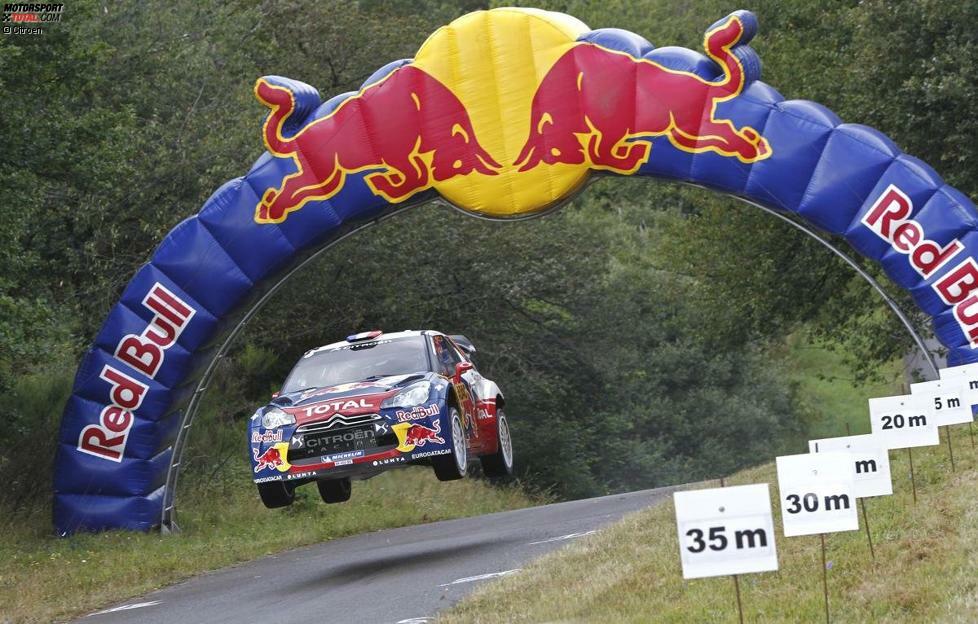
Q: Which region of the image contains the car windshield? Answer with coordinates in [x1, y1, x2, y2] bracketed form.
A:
[281, 336, 430, 393]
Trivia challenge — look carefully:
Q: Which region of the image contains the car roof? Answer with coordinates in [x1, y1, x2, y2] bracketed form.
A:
[303, 330, 441, 357]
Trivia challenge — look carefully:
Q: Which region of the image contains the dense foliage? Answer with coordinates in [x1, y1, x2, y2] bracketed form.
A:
[2, 0, 972, 518]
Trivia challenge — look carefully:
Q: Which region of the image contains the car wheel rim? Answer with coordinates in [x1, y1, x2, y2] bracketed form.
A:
[452, 413, 466, 472]
[499, 415, 513, 468]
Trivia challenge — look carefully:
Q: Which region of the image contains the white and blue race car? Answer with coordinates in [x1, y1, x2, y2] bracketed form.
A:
[249, 330, 513, 508]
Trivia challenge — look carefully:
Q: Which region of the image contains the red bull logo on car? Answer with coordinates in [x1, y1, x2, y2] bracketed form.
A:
[251, 8, 771, 222]
[393, 420, 445, 452]
[253, 442, 291, 473]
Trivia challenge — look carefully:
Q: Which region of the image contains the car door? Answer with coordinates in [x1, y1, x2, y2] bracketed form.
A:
[432, 335, 479, 442]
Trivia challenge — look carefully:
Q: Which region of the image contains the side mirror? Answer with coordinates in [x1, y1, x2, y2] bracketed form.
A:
[271, 391, 280, 399]
[455, 361, 474, 377]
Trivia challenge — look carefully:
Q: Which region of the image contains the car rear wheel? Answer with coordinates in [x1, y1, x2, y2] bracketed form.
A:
[480, 409, 514, 480]
[317, 477, 352, 503]
[257, 480, 294, 509]
[432, 407, 467, 481]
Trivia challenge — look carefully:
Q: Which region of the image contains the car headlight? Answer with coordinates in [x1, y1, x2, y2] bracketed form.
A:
[261, 407, 295, 429]
[382, 381, 432, 409]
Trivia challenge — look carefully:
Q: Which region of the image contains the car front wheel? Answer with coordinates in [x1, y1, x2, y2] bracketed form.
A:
[432, 406, 467, 481]
[480, 409, 514, 480]
[317, 477, 352, 503]
[257, 480, 295, 509]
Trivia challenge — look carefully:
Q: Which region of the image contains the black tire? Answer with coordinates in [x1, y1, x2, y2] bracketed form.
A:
[480, 409, 514, 480]
[257, 480, 294, 509]
[432, 406, 468, 481]
[317, 477, 352, 504]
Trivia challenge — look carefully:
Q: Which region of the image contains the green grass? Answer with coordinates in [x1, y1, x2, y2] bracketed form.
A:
[0, 467, 536, 624]
[439, 344, 978, 623]
[439, 428, 978, 623]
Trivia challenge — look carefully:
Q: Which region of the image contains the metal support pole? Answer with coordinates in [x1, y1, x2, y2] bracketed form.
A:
[859, 499, 875, 561]
[820, 534, 830, 624]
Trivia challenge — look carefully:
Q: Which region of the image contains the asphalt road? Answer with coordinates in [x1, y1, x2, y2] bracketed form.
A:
[80, 485, 679, 624]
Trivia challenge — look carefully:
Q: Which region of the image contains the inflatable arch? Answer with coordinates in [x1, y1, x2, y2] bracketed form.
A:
[54, 8, 978, 533]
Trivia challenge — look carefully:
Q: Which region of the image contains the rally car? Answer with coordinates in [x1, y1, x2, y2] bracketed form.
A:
[249, 330, 513, 508]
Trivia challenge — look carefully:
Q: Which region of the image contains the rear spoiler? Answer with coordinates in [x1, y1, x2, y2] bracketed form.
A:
[449, 334, 477, 355]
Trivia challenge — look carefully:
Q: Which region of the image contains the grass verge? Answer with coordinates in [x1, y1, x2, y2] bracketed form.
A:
[0, 467, 535, 624]
[440, 344, 978, 623]
[440, 426, 978, 623]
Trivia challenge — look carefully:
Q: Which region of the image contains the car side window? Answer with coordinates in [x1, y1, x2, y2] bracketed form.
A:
[447, 338, 472, 364]
[432, 335, 461, 376]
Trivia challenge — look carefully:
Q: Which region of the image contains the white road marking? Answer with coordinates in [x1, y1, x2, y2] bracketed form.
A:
[439, 569, 521, 587]
[527, 530, 597, 545]
[86, 601, 161, 617]
[396, 618, 433, 624]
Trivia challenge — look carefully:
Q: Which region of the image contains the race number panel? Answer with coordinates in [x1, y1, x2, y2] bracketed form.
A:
[776, 452, 858, 537]
[809, 434, 892, 498]
[674, 484, 778, 579]
[939, 363, 978, 411]
[867, 394, 939, 449]
[910, 379, 973, 425]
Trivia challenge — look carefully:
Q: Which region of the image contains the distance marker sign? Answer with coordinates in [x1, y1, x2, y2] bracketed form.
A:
[910, 379, 972, 425]
[868, 394, 939, 449]
[939, 363, 978, 412]
[674, 484, 778, 579]
[776, 453, 858, 537]
[809, 434, 892, 498]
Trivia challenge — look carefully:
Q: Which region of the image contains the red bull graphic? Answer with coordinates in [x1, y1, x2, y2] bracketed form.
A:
[405, 422, 444, 446]
[114, 283, 195, 380]
[393, 420, 444, 452]
[253, 442, 291, 473]
[514, 15, 769, 173]
[395, 403, 440, 422]
[254, 66, 501, 224]
[76, 365, 148, 462]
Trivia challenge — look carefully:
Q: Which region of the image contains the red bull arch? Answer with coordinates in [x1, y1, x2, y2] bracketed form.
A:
[53, 8, 978, 533]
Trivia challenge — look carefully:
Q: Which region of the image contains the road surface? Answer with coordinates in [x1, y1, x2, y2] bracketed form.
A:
[80, 486, 679, 624]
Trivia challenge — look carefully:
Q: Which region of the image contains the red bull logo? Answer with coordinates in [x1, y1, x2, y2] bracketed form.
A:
[254, 66, 500, 224]
[253, 442, 291, 473]
[251, 8, 772, 222]
[513, 15, 769, 172]
[393, 420, 444, 452]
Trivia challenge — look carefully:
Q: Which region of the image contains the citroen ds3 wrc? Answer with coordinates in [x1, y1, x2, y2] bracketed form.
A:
[249, 330, 513, 508]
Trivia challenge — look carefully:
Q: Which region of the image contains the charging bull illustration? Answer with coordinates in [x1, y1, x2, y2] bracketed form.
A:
[253, 66, 501, 224]
[514, 11, 771, 173]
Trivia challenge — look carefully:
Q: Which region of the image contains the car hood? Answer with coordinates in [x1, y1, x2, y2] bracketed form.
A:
[272, 373, 431, 425]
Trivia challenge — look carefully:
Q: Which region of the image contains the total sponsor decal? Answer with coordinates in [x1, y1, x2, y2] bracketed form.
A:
[395, 403, 440, 422]
[476, 399, 496, 420]
[253, 442, 292, 473]
[251, 430, 284, 444]
[392, 420, 445, 452]
[860, 185, 978, 346]
[77, 283, 195, 462]
[302, 397, 378, 418]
